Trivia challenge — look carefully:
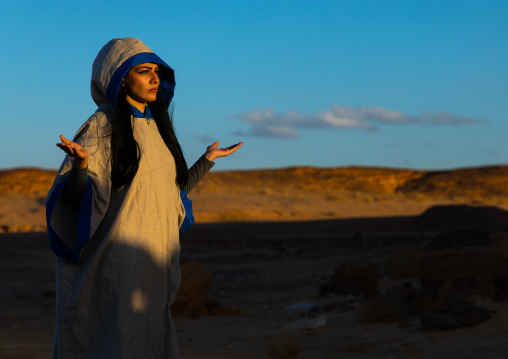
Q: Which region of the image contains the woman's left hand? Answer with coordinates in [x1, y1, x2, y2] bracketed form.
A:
[204, 142, 243, 162]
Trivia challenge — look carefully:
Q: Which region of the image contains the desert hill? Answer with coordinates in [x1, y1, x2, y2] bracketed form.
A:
[0, 165, 507, 231]
[0, 168, 58, 196]
[196, 165, 508, 196]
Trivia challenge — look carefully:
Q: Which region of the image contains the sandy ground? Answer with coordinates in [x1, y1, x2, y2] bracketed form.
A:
[2, 219, 508, 359]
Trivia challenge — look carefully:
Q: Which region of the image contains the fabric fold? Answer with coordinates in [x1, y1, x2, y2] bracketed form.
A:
[46, 176, 93, 262]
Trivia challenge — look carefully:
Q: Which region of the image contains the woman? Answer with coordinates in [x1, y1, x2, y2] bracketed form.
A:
[45, 37, 242, 358]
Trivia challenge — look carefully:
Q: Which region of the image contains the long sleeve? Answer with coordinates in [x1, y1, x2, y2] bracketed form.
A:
[45, 106, 113, 263]
[183, 155, 214, 194]
[59, 164, 89, 209]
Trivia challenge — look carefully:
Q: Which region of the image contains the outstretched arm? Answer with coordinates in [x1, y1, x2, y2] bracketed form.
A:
[57, 135, 90, 169]
[184, 141, 243, 193]
[56, 135, 90, 207]
[204, 141, 243, 162]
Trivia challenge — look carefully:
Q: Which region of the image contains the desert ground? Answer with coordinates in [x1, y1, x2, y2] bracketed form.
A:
[1, 166, 508, 358]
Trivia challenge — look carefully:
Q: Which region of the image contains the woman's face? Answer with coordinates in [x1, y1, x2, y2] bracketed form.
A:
[122, 63, 160, 107]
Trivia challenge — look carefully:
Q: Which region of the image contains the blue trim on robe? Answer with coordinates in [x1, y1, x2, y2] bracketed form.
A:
[130, 105, 153, 119]
[106, 52, 175, 107]
[179, 189, 195, 233]
[45, 175, 93, 263]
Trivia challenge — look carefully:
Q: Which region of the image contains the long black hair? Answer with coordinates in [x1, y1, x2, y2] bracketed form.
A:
[110, 88, 189, 189]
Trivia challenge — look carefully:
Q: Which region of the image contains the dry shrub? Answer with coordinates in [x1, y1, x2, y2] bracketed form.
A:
[382, 247, 424, 279]
[265, 331, 302, 359]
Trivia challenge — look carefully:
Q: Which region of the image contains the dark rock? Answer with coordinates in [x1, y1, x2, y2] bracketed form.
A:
[171, 262, 212, 316]
[419, 305, 491, 330]
[436, 273, 477, 307]
[319, 283, 332, 296]
[472, 270, 498, 297]
[419, 310, 460, 329]
[411, 271, 496, 316]
[356, 283, 418, 323]
[324, 261, 379, 296]
[414, 205, 508, 232]
[411, 293, 438, 315]
[419, 248, 508, 295]
[171, 262, 241, 317]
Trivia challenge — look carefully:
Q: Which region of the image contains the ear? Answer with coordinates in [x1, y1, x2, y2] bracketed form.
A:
[121, 78, 125, 87]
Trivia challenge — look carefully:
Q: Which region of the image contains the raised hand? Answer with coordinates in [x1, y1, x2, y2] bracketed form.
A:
[56, 135, 89, 169]
[204, 141, 243, 162]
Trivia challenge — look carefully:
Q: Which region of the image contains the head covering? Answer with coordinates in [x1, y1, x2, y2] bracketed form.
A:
[91, 37, 175, 107]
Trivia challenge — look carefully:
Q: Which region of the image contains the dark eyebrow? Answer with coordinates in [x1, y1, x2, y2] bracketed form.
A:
[136, 65, 159, 71]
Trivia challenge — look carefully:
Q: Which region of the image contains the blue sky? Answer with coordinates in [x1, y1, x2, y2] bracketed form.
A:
[1, 0, 507, 171]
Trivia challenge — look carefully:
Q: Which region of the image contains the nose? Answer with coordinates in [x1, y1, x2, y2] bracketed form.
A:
[151, 71, 159, 84]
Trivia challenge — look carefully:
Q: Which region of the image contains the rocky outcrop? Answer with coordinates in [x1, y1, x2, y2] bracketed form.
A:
[412, 245, 508, 330]
[171, 262, 240, 317]
[321, 261, 379, 296]
[414, 205, 508, 232]
[171, 262, 213, 316]
[418, 247, 508, 295]
[419, 305, 491, 330]
[425, 229, 492, 250]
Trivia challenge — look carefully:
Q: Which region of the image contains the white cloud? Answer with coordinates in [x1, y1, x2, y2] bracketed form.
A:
[315, 110, 373, 130]
[231, 105, 487, 139]
[323, 105, 419, 125]
[232, 108, 303, 139]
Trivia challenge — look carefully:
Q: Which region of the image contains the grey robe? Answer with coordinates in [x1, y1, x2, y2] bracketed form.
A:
[46, 38, 203, 359]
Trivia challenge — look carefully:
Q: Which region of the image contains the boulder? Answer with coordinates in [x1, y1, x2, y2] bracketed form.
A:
[356, 284, 415, 323]
[436, 272, 485, 306]
[322, 261, 379, 296]
[411, 291, 438, 315]
[411, 273, 493, 314]
[419, 305, 491, 330]
[418, 247, 508, 295]
[171, 262, 213, 316]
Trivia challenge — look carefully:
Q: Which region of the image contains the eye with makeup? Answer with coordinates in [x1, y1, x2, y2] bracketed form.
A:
[136, 66, 159, 75]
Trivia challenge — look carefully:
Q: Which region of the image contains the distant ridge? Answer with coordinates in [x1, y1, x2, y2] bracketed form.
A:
[0, 168, 57, 196]
[1, 166, 507, 228]
[1, 166, 507, 198]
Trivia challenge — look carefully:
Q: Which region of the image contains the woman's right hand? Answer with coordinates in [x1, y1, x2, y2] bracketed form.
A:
[57, 135, 89, 169]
